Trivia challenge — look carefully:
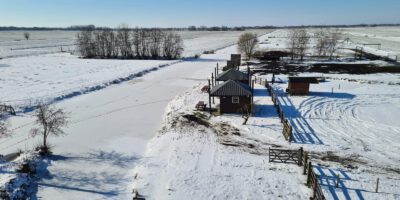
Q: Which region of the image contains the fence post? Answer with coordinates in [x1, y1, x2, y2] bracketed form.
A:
[312, 179, 317, 199]
[303, 152, 308, 175]
[375, 178, 380, 193]
[298, 147, 303, 166]
[336, 174, 340, 188]
[307, 162, 312, 186]
[268, 147, 271, 162]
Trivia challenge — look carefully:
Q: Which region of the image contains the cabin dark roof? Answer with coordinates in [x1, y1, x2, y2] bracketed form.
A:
[288, 77, 319, 84]
[210, 80, 252, 96]
[216, 69, 249, 81]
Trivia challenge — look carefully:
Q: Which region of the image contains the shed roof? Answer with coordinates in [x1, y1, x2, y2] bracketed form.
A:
[288, 77, 319, 84]
[210, 80, 252, 96]
[216, 69, 249, 81]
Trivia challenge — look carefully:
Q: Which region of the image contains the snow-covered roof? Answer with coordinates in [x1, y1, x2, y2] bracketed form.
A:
[216, 69, 249, 81]
[210, 80, 252, 96]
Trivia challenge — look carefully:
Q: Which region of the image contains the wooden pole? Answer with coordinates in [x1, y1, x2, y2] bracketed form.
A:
[303, 152, 308, 175]
[375, 178, 380, 193]
[336, 174, 340, 188]
[214, 68, 217, 80]
[307, 162, 312, 186]
[217, 65, 219, 75]
[208, 79, 211, 114]
[212, 73, 215, 87]
[251, 80, 255, 113]
[298, 147, 303, 166]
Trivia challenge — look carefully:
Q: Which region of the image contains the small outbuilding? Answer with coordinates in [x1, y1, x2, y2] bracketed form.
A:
[231, 54, 241, 67]
[286, 77, 319, 95]
[216, 69, 249, 85]
[210, 80, 253, 114]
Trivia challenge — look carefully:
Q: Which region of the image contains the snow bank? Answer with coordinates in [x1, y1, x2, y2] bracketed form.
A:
[132, 84, 311, 199]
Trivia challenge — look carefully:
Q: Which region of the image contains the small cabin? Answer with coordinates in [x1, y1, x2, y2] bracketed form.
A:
[216, 69, 249, 85]
[210, 80, 252, 114]
[231, 54, 241, 67]
[286, 77, 319, 95]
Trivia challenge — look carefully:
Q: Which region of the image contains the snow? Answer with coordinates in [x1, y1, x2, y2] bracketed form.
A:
[132, 83, 311, 200]
[1, 28, 400, 199]
[257, 72, 400, 199]
[0, 53, 177, 110]
[0, 47, 234, 199]
[0, 30, 272, 58]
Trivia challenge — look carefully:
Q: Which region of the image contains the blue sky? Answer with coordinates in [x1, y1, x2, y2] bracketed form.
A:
[0, 0, 399, 27]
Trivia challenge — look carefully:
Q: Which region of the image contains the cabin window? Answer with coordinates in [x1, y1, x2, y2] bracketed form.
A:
[232, 96, 239, 104]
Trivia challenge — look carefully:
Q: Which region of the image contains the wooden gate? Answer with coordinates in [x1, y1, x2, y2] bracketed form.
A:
[269, 147, 303, 165]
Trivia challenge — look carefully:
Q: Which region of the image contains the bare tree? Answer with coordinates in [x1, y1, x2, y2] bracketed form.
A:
[76, 26, 183, 59]
[24, 32, 30, 40]
[132, 27, 141, 57]
[315, 28, 342, 59]
[148, 29, 164, 58]
[315, 29, 328, 57]
[326, 28, 342, 59]
[296, 29, 309, 61]
[238, 33, 259, 59]
[287, 29, 299, 60]
[287, 29, 310, 61]
[76, 28, 95, 58]
[117, 24, 132, 58]
[30, 103, 68, 155]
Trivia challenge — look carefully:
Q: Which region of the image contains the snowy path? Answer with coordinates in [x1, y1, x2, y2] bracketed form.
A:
[1, 49, 232, 199]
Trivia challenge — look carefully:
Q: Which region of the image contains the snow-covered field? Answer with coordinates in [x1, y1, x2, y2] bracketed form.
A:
[262, 73, 400, 199]
[0, 29, 270, 58]
[0, 29, 271, 111]
[1, 28, 400, 199]
[258, 27, 400, 64]
[342, 27, 400, 59]
[0, 53, 178, 110]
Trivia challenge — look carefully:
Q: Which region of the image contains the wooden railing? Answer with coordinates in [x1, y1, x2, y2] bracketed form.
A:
[269, 148, 327, 200]
[259, 78, 293, 142]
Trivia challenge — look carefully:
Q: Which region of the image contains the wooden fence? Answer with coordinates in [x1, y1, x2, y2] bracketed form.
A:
[269, 148, 326, 200]
[304, 159, 326, 200]
[269, 147, 303, 166]
[258, 77, 293, 142]
[0, 104, 16, 116]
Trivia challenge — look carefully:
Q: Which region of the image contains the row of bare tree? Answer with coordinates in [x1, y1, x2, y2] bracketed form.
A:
[287, 28, 342, 61]
[76, 26, 184, 59]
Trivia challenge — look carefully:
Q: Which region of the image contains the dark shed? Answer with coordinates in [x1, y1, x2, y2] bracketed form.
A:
[216, 69, 249, 85]
[286, 77, 319, 95]
[210, 80, 252, 114]
[231, 54, 241, 67]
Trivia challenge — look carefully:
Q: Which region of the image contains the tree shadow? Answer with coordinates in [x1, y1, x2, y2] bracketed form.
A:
[31, 150, 139, 199]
